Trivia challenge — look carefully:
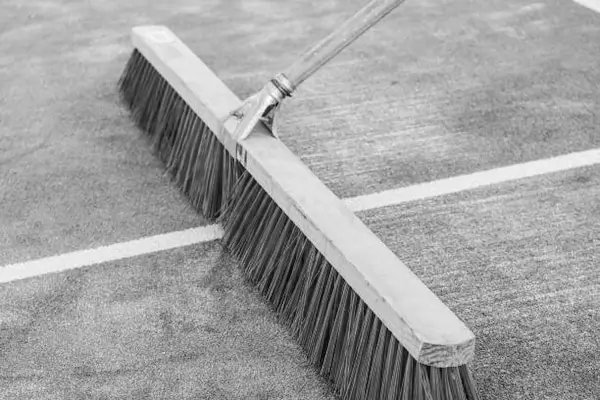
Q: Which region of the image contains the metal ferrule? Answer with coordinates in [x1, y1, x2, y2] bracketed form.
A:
[270, 73, 295, 98]
[263, 81, 287, 104]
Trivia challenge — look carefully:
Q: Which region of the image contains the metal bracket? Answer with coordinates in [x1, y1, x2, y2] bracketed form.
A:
[229, 93, 257, 120]
[226, 73, 294, 141]
[258, 102, 281, 137]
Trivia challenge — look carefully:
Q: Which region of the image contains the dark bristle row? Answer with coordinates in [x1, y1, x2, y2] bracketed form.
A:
[118, 50, 242, 220]
[118, 50, 479, 399]
[220, 172, 480, 400]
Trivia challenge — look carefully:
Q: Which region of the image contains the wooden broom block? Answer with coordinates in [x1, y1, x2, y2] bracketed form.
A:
[130, 25, 476, 368]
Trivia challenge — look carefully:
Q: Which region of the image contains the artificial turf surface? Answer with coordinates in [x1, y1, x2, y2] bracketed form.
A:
[0, 0, 208, 265]
[0, 244, 336, 399]
[2, 0, 600, 258]
[1, 0, 599, 399]
[359, 166, 600, 400]
[276, 0, 600, 198]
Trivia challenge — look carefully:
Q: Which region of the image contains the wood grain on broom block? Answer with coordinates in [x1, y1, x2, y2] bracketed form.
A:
[131, 25, 475, 368]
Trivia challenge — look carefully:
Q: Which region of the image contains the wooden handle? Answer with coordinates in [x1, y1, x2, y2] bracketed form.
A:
[283, 0, 406, 89]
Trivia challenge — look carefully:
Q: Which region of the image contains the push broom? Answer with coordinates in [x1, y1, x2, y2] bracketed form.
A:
[118, 0, 480, 398]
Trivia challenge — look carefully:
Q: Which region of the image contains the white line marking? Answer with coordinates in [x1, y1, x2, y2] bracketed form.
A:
[0, 225, 223, 283]
[573, 0, 600, 13]
[345, 148, 600, 212]
[2, 148, 599, 283]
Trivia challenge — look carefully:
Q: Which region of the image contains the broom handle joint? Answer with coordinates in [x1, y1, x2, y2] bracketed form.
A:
[282, 0, 406, 91]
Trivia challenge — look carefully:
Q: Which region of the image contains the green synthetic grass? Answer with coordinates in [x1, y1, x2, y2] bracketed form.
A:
[359, 166, 600, 400]
[0, 243, 337, 399]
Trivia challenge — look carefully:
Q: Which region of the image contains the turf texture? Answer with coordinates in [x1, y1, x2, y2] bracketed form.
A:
[1, 0, 599, 399]
[359, 166, 600, 399]
[0, 244, 337, 399]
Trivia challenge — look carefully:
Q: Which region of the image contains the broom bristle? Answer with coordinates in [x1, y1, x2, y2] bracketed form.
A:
[118, 49, 243, 220]
[219, 172, 480, 400]
[118, 50, 480, 400]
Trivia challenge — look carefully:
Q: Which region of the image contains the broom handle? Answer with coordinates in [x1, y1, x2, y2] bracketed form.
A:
[282, 0, 406, 91]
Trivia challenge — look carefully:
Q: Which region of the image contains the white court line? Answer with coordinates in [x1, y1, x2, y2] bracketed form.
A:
[573, 0, 600, 13]
[1, 148, 599, 283]
[345, 148, 600, 212]
[0, 225, 224, 283]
